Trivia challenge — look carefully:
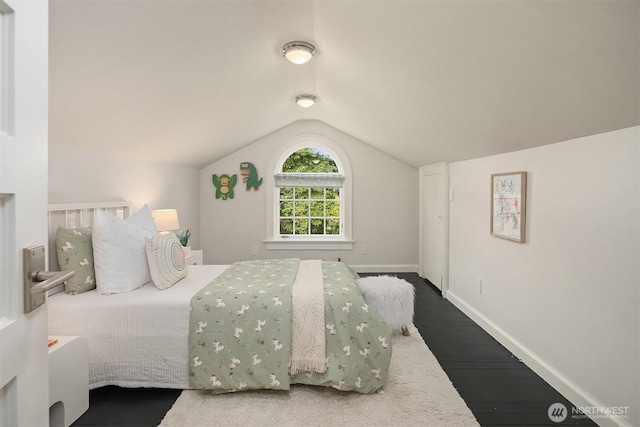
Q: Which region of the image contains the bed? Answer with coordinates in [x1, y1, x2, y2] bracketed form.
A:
[47, 202, 392, 393]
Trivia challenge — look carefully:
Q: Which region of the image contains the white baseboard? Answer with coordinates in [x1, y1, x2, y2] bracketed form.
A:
[350, 264, 419, 274]
[446, 290, 632, 427]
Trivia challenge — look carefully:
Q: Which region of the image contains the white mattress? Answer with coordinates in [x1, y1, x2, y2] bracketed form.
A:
[48, 264, 228, 389]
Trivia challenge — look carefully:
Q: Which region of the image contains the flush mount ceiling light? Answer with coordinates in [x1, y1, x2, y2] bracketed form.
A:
[295, 94, 317, 108]
[282, 41, 316, 64]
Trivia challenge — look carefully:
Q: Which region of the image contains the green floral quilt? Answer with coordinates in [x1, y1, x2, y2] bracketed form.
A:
[189, 259, 392, 394]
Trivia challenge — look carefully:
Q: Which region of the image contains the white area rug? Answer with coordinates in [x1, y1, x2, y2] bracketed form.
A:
[159, 325, 478, 427]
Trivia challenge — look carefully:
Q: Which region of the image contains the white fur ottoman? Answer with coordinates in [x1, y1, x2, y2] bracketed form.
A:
[356, 275, 415, 336]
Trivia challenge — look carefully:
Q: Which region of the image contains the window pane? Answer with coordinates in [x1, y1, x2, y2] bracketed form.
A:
[326, 219, 340, 235]
[280, 219, 293, 234]
[310, 201, 324, 216]
[326, 201, 339, 217]
[282, 148, 338, 173]
[294, 201, 309, 216]
[326, 188, 339, 199]
[294, 187, 309, 199]
[310, 187, 324, 199]
[295, 218, 309, 235]
[311, 219, 324, 234]
[280, 200, 293, 217]
[280, 187, 293, 199]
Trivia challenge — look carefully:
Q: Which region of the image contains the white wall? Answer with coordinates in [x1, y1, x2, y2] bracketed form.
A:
[48, 143, 201, 249]
[200, 120, 419, 269]
[447, 127, 639, 427]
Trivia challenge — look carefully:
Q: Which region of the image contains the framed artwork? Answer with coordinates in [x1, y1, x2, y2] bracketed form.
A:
[490, 171, 527, 243]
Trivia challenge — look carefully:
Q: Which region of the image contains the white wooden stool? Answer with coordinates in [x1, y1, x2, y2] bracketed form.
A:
[356, 275, 415, 336]
[49, 336, 89, 427]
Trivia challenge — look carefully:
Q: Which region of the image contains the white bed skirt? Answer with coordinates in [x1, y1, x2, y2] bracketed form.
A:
[48, 265, 228, 389]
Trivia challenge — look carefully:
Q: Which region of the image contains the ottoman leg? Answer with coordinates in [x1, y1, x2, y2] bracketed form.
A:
[401, 325, 410, 336]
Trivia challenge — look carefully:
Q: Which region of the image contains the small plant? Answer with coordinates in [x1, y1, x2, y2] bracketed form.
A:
[176, 229, 191, 246]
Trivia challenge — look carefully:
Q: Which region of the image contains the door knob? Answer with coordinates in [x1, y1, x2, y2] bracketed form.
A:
[23, 245, 75, 313]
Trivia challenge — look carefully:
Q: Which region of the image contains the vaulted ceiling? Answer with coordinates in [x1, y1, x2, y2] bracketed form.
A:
[49, 0, 639, 169]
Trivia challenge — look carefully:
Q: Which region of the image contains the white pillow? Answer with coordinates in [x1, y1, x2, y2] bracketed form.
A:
[93, 204, 158, 294]
[145, 232, 188, 290]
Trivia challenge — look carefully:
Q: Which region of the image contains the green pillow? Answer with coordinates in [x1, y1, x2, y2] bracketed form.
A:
[55, 226, 96, 294]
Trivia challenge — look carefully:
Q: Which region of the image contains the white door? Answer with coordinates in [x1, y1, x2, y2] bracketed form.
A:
[0, 1, 50, 426]
[421, 173, 444, 289]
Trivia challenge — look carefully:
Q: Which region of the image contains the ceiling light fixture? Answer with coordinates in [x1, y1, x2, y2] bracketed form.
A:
[295, 95, 317, 108]
[282, 41, 316, 64]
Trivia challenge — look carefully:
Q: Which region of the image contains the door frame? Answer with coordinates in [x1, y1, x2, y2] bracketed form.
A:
[419, 162, 449, 297]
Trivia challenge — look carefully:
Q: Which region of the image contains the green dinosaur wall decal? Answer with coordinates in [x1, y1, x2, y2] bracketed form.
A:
[240, 162, 263, 191]
[212, 174, 237, 200]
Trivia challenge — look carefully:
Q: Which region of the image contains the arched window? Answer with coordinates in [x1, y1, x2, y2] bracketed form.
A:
[277, 148, 342, 237]
[266, 135, 353, 250]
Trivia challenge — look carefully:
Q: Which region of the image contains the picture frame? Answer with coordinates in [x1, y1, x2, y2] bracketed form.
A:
[490, 171, 527, 243]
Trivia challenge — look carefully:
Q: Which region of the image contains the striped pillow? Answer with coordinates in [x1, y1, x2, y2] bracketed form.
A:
[145, 233, 188, 290]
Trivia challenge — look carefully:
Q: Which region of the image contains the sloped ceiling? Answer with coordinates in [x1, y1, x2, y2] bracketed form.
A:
[49, 0, 639, 169]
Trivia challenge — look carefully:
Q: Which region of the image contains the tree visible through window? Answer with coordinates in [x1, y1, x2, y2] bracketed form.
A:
[277, 148, 342, 236]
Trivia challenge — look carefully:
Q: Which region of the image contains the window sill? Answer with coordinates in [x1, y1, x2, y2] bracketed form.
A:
[264, 239, 354, 251]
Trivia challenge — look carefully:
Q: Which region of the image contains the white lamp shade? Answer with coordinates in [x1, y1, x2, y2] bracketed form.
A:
[152, 209, 181, 231]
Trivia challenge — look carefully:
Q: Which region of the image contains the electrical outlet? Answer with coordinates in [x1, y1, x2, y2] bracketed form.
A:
[251, 245, 258, 256]
[476, 277, 482, 294]
[360, 243, 367, 254]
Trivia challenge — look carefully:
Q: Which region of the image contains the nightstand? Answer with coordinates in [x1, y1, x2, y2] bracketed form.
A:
[185, 249, 203, 265]
[49, 336, 89, 427]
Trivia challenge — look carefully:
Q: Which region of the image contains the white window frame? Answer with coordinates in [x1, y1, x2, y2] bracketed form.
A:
[265, 134, 353, 250]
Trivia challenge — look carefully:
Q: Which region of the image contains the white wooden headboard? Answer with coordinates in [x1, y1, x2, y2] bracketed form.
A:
[47, 201, 130, 271]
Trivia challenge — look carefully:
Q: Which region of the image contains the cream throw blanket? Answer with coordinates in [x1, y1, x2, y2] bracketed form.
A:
[290, 260, 326, 374]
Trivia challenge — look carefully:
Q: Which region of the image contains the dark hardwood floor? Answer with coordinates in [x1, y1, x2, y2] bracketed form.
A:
[400, 273, 596, 427]
[71, 273, 596, 427]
